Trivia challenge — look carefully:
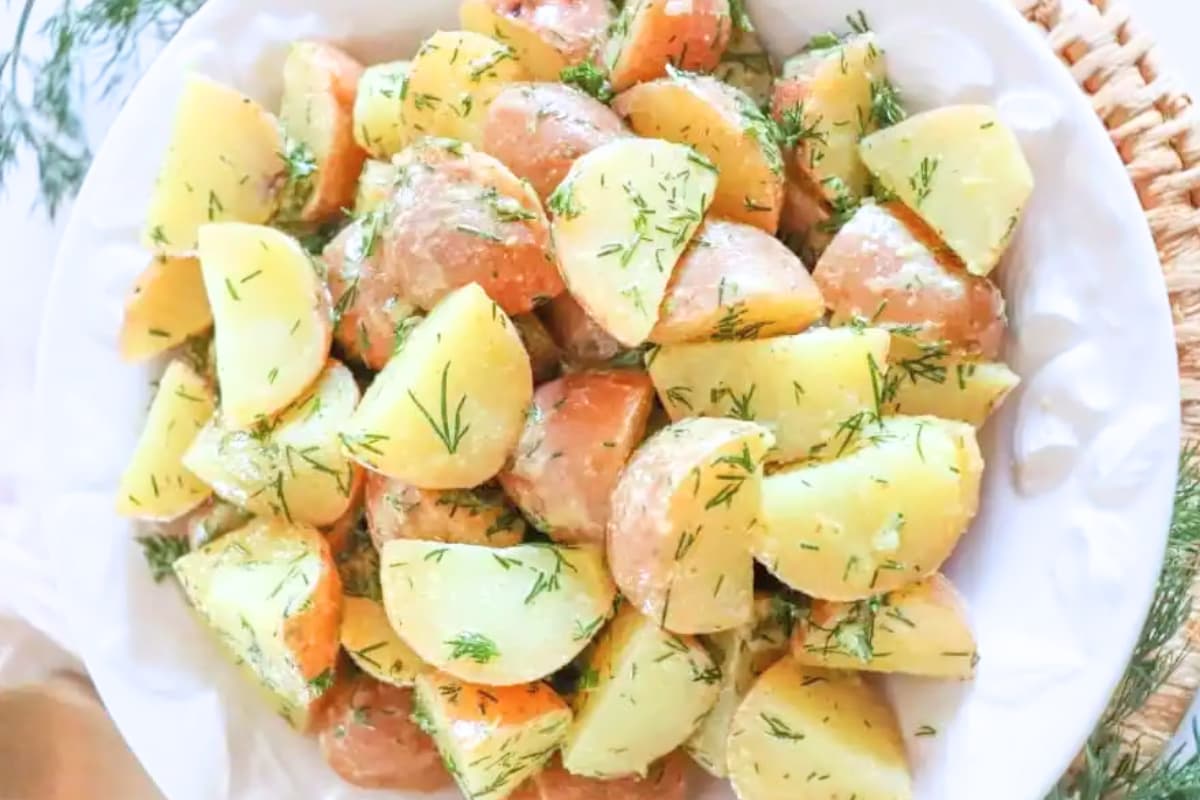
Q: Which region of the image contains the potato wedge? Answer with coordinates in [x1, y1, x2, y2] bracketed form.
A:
[605, 0, 733, 91]
[461, 0, 612, 80]
[339, 283, 532, 488]
[513, 753, 688, 800]
[651, 219, 824, 344]
[353, 158, 399, 214]
[403, 30, 529, 146]
[728, 660, 912, 800]
[860, 105, 1034, 276]
[757, 416, 982, 600]
[482, 83, 626, 201]
[277, 41, 366, 222]
[609, 418, 773, 633]
[614, 74, 783, 232]
[364, 472, 525, 549]
[142, 74, 285, 255]
[885, 340, 1019, 427]
[353, 60, 411, 159]
[500, 371, 655, 545]
[649, 326, 890, 463]
[196, 222, 332, 426]
[184, 359, 361, 526]
[540, 293, 624, 366]
[173, 519, 342, 731]
[512, 312, 562, 383]
[793, 574, 978, 678]
[562, 604, 720, 778]
[714, 23, 775, 107]
[549, 138, 716, 346]
[119, 256, 213, 361]
[815, 202, 1007, 359]
[116, 360, 214, 520]
[318, 673, 451, 791]
[413, 670, 572, 800]
[381, 540, 615, 685]
[340, 595, 426, 687]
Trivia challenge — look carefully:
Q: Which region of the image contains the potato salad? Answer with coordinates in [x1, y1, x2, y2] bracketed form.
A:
[116, 1, 1031, 798]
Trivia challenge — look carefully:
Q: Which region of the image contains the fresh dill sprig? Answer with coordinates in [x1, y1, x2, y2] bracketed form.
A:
[136, 532, 190, 582]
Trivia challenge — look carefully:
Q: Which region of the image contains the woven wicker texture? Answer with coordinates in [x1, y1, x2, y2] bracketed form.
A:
[1014, 0, 1200, 758]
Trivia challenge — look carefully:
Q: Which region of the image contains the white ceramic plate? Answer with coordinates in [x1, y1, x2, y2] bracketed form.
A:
[31, 0, 1180, 798]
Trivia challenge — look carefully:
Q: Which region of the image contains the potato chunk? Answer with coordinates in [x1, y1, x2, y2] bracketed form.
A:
[605, 0, 732, 91]
[648, 326, 890, 462]
[277, 41, 366, 222]
[173, 519, 342, 730]
[196, 222, 332, 426]
[887, 357, 1019, 427]
[339, 283, 532, 488]
[482, 83, 626, 201]
[365, 472, 525, 549]
[609, 418, 773, 633]
[728, 660, 911, 800]
[461, 0, 612, 80]
[142, 74, 285, 255]
[549, 138, 716, 346]
[614, 74, 783, 231]
[318, 674, 451, 791]
[757, 416, 982, 600]
[651, 219, 824, 344]
[116, 360, 214, 520]
[500, 371, 655, 545]
[815, 202, 1007, 359]
[352, 61, 411, 159]
[793, 574, 978, 678]
[340, 595, 427, 687]
[183, 360, 361, 527]
[381, 540, 616, 685]
[413, 670, 572, 800]
[403, 30, 529, 146]
[562, 604, 719, 778]
[772, 34, 884, 204]
[860, 105, 1033, 276]
[119, 256, 213, 361]
[513, 753, 688, 800]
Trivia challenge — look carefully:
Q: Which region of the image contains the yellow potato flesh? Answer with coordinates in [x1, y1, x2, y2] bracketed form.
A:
[340, 595, 426, 687]
[888, 358, 1019, 427]
[353, 61, 411, 158]
[119, 256, 213, 361]
[353, 158, 399, 214]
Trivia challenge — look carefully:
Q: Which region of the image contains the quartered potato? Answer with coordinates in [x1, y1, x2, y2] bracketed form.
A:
[727, 660, 912, 800]
[196, 222, 332, 426]
[512, 312, 563, 384]
[339, 283, 533, 488]
[605, 0, 733, 91]
[714, 22, 775, 107]
[608, 418, 775, 634]
[549, 138, 717, 346]
[482, 83, 626, 201]
[277, 41, 366, 222]
[413, 670, 572, 800]
[143, 74, 285, 255]
[173, 519, 342, 731]
[772, 34, 884, 205]
[540, 293, 624, 366]
[340, 595, 427, 687]
[860, 105, 1034, 276]
[562, 604, 720, 778]
[364, 472, 525, 549]
[352, 158, 399, 214]
[402, 30, 529, 146]
[887, 356, 1019, 427]
[651, 218, 825, 344]
[614, 73, 783, 232]
[512, 753, 688, 800]
[183, 359, 362, 527]
[352, 60, 411, 159]
[380, 540, 616, 685]
[119, 256, 213, 361]
[461, 0, 612, 80]
[756, 416, 983, 600]
[793, 574, 978, 678]
[318, 673, 451, 791]
[648, 326, 890, 463]
[815, 202, 1007, 359]
[500, 371, 655, 545]
[116, 360, 214, 520]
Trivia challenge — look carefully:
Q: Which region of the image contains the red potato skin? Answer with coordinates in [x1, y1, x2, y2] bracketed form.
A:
[770, 77, 822, 195]
[814, 202, 1007, 358]
[511, 753, 688, 800]
[608, 0, 733, 91]
[539, 293, 624, 366]
[318, 674, 451, 791]
[298, 42, 368, 223]
[322, 221, 403, 370]
[486, 0, 613, 69]
[483, 83, 627, 201]
[363, 471, 524, 551]
[499, 371, 655, 545]
[284, 535, 342, 707]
